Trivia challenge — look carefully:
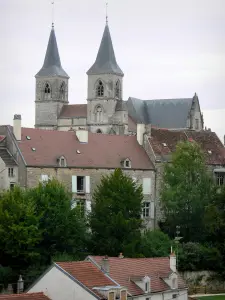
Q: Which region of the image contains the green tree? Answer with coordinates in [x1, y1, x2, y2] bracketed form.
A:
[160, 141, 213, 242]
[89, 169, 143, 257]
[28, 179, 88, 264]
[139, 230, 172, 257]
[0, 187, 41, 269]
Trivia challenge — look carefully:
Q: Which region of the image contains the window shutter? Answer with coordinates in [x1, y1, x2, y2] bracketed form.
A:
[71, 199, 77, 210]
[41, 175, 48, 182]
[72, 176, 77, 193]
[85, 176, 90, 193]
[150, 202, 155, 219]
[86, 200, 92, 213]
[143, 178, 151, 194]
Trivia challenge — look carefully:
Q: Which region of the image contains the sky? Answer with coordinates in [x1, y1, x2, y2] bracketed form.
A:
[0, 0, 225, 140]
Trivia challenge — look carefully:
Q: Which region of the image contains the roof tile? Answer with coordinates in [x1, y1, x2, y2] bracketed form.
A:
[59, 104, 87, 118]
[0, 292, 50, 300]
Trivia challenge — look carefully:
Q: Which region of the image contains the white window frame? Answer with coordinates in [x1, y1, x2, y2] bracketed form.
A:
[215, 172, 225, 186]
[143, 202, 150, 218]
[8, 168, 14, 178]
[143, 178, 152, 195]
[72, 176, 90, 194]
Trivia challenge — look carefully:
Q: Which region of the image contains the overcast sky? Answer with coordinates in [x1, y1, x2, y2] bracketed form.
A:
[0, 0, 225, 140]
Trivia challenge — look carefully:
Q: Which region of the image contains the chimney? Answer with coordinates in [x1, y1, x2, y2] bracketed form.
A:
[170, 252, 176, 272]
[13, 114, 21, 141]
[101, 255, 110, 274]
[137, 124, 145, 145]
[17, 275, 24, 294]
[76, 128, 88, 143]
[118, 252, 124, 259]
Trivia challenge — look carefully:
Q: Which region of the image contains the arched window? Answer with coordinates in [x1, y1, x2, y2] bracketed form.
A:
[60, 82, 65, 100]
[44, 83, 51, 100]
[96, 80, 104, 97]
[96, 129, 102, 133]
[95, 106, 103, 123]
[115, 80, 121, 98]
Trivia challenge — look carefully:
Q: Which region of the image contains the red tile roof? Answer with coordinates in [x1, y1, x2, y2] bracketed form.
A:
[0, 292, 50, 300]
[56, 261, 115, 298]
[17, 128, 154, 169]
[59, 104, 87, 118]
[88, 256, 187, 296]
[150, 128, 225, 165]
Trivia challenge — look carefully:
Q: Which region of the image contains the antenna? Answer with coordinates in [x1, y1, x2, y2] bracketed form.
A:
[51, 1, 55, 27]
[106, 2, 108, 24]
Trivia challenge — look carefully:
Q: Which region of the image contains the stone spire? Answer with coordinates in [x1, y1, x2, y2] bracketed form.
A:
[36, 25, 69, 78]
[87, 24, 123, 76]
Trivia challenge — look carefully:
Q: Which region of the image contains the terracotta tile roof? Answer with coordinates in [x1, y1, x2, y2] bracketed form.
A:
[89, 256, 187, 296]
[150, 128, 225, 165]
[56, 261, 116, 298]
[0, 292, 50, 299]
[59, 104, 87, 118]
[0, 135, 5, 142]
[17, 128, 154, 169]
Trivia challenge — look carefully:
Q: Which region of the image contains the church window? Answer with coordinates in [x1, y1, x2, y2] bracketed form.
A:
[195, 118, 199, 130]
[44, 83, 51, 100]
[95, 106, 103, 123]
[115, 80, 121, 98]
[60, 82, 65, 100]
[96, 80, 104, 97]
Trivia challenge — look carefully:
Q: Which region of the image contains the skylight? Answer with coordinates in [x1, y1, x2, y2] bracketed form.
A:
[31, 147, 36, 151]
[26, 136, 31, 140]
[76, 150, 81, 154]
[162, 143, 167, 147]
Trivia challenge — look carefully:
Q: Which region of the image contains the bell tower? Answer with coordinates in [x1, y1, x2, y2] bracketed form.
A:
[35, 25, 69, 129]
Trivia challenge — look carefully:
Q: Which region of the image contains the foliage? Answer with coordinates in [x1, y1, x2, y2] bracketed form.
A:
[0, 187, 41, 269]
[160, 141, 213, 242]
[89, 169, 143, 257]
[28, 179, 88, 264]
[139, 230, 173, 257]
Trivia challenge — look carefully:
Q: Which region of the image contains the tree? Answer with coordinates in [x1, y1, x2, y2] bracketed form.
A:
[89, 169, 143, 257]
[160, 141, 213, 242]
[28, 179, 88, 264]
[139, 230, 172, 257]
[0, 187, 41, 269]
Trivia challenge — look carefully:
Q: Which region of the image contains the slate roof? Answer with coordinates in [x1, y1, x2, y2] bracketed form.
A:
[127, 97, 193, 129]
[115, 100, 127, 111]
[59, 104, 87, 118]
[0, 293, 50, 300]
[16, 127, 154, 169]
[36, 26, 69, 78]
[87, 24, 123, 76]
[88, 256, 187, 296]
[150, 128, 225, 165]
[55, 261, 116, 299]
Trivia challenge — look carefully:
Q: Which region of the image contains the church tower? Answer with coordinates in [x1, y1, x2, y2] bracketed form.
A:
[35, 25, 69, 129]
[86, 21, 127, 134]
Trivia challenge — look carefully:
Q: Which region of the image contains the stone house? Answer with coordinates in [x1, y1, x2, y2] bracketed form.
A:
[27, 253, 188, 300]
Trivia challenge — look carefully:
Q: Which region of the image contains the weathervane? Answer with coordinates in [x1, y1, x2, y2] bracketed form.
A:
[106, 2, 108, 24]
[51, 1, 55, 27]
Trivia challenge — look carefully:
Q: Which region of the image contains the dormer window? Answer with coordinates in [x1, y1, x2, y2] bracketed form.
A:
[44, 83, 51, 100]
[124, 158, 131, 168]
[143, 276, 150, 294]
[96, 80, 104, 97]
[58, 156, 67, 167]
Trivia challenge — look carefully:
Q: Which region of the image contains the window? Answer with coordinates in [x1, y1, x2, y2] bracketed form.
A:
[59, 82, 65, 100]
[172, 278, 176, 289]
[77, 176, 85, 193]
[172, 294, 177, 298]
[195, 118, 199, 130]
[8, 168, 14, 177]
[95, 106, 103, 123]
[143, 202, 150, 217]
[143, 178, 152, 195]
[96, 80, 104, 97]
[59, 156, 66, 167]
[96, 129, 102, 133]
[76, 199, 85, 216]
[215, 173, 225, 186]
[124, 159, 131, 168]
[145, 282, 149, 292]
[115, 80, 121, 98]
[44, 83, 51, 100]
[10, 183, 15, 190]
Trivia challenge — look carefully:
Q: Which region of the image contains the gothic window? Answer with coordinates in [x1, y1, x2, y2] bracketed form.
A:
[115, 80, 121, 98]
[60, 82, 65, 100]
[96, 80, 104, 97]
[95, 105, 103, 123]
[44, 83, 51, 100]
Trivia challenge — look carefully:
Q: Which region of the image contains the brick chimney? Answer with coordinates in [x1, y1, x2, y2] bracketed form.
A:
[170, 252, 176, 272]
[13, 114, 21, 141]
[101, 255, 110, 274]
[137, 124, 145, 145]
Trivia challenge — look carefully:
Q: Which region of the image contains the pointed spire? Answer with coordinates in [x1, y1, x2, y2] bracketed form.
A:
[36, 26, 69, 78]
[87, 24, 123, 76]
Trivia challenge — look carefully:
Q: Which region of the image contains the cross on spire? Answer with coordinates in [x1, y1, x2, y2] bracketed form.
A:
[51, 1, 55, 27]
[106, 2, 108, 24]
